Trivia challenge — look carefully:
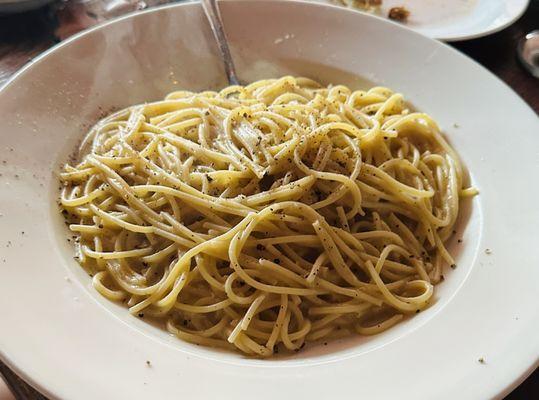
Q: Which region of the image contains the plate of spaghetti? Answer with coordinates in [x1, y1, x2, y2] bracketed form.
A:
[0, 1, 537, 399]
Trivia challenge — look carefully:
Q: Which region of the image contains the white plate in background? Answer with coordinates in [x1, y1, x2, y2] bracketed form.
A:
[0, 1, 537, 399]
[318, 0, 530, 41]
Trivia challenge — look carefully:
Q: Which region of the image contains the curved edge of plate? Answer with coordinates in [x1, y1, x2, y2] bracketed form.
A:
[441, 0, 531, 42]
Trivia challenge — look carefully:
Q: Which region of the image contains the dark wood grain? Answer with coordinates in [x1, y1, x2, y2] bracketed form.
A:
[451, 0, 539, 113]
[0, 5, 57, 84]
[0, 362, 47, 400]
[0, 1, 537, 399]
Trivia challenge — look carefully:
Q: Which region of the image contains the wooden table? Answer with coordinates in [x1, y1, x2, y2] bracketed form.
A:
[0, 1, 537, 399]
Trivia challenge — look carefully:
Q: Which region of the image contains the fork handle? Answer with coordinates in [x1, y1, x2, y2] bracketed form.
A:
[201, 0, 240, 85]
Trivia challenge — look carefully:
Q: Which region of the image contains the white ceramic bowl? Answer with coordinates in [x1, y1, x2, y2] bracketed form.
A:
[0, 1, 537, 399]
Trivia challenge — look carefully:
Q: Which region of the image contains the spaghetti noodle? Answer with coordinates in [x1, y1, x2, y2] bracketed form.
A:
[59, 76, 475, 356]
